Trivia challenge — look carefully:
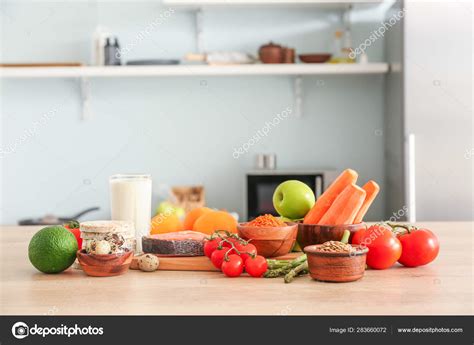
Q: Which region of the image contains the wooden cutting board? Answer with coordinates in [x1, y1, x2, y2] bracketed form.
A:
[130, 252, 303, 272]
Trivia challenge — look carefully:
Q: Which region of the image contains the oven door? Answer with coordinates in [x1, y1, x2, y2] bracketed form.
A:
[246, 174, 323, 221]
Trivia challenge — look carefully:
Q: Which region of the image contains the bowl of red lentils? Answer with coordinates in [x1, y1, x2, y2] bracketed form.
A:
[237, 214, 297, 258]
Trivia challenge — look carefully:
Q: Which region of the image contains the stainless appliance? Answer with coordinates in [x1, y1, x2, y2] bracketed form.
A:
[245, 170, 335, 220]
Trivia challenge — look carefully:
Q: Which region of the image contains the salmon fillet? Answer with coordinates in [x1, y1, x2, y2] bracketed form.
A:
[149, 231, 207, 241]
[144, 231, 207, 256]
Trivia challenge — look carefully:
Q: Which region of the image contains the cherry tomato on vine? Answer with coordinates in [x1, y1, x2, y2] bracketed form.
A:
[235, 242, 257, 263]
[222, 237, 241, 248]
[204, 238, 222, 258]
[396, 227, 439, 267]
[245, 255, 267, 277]
[210, 246, 234, 269]
[221, 254, 244, 277]
[352, 224, 402, 270]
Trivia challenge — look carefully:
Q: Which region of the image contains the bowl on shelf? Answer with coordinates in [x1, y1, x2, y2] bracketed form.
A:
[298, 53, 332, 63]
[304, 244, 368, 282]
[297, 222, 366, 249]
[77, 250, 133, 277]
[237, 222, 298, 258]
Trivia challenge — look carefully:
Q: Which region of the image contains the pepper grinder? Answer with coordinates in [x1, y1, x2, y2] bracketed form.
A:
[104, 37, 121, 66]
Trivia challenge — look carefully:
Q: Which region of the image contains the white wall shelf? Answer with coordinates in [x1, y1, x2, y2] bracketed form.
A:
[163, 0, 382, 9]
[1, 63, 388, 120]
[0, 63, 388, 78]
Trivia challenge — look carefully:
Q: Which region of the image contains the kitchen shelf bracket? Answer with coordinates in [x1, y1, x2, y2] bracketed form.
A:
[195, 7, 205, 53]
[80, 77, 91, 121]
[342, 4, 352, 29]
[293, 76, 303, 118]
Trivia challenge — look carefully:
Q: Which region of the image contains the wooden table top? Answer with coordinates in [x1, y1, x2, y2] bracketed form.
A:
[0, 223, 472, 315]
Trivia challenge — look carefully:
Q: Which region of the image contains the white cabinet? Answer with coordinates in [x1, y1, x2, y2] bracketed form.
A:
[403, 1, 473, 221]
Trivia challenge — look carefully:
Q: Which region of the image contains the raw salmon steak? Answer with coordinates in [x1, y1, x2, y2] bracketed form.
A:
[142, 231, 206, 256]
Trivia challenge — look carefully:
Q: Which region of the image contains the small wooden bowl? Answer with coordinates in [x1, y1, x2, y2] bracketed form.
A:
[297, 222, 366, 249]
[304, 244, 368, 282]
[237, 222, 297, 258]
[299, 53, 332, 63]
[77, 250, 133, 277]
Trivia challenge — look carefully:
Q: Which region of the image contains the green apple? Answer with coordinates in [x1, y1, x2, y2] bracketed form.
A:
[279, 216, 303, 223]
[279, 216, 293, 223]
[155, 201, 185, 218]
[156, 201, 174, 215]
[292, 241, 302, 252]
[173, 207, 185, 218]
[272, 180, 315, 219]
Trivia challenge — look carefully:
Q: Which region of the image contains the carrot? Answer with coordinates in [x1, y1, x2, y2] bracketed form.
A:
[303, 169, 358, 224]
[318, 184, 366, 225]
[353, 180, 380, 223]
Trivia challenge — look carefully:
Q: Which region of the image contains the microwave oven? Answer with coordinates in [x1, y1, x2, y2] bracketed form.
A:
[244, 170, 335, 221]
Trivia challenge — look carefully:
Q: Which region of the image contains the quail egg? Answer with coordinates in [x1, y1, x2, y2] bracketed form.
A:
[138, 254, 159, 272]
[88, 240, 111, 255]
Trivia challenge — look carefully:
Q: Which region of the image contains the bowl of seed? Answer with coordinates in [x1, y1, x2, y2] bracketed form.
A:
[304, 230, 368, 283]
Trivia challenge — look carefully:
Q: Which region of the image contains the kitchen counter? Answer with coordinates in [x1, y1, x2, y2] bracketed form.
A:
[1, 223, 472, 315]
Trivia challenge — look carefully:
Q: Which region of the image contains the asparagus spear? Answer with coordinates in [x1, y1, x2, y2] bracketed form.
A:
[284, 261, 309, 283]
[298, 269, 309, 276]
[264, 254, 307, 278]
[264, 268, 292, 278]
[266, 259, 291, 270]
[341, 229, 351, 244]
[341, 230, 351, 243]
[288, 254, 306, 266]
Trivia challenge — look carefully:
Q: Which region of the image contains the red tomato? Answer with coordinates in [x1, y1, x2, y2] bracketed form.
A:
[235, 243, 257, 263]
[397, 228, 439, 267]
[204, 238, 222, 258]
[245, 255, 267, 277]
[352, 224, 402, 270]
[222, 237, 241, 248]
[64, 226, 82, 249]
[64, 220, 81, 249]
[351, 227, 366, 245]
[221, 254, 244, 277]
[210, 247, 234, 269]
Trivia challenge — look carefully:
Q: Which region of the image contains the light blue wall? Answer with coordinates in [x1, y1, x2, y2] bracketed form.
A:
[1, 1, 388, 224]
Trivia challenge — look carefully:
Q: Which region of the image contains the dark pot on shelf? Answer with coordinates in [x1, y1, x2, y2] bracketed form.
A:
[258, 42, 284, 64]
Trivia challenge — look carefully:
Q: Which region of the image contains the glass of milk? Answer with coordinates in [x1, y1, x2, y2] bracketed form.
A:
[109, 174, 152, 253]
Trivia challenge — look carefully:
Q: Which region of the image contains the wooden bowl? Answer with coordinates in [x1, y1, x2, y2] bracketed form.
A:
[297, 222, 366, 249]
[77, 250, 133, 277]
[304, 244, 368, 282]
[237, 222, 297, 258]
[299, 53, 332, 63]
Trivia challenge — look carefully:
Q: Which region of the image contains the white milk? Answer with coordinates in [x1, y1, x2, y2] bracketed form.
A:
[109, 174, 152, 253]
